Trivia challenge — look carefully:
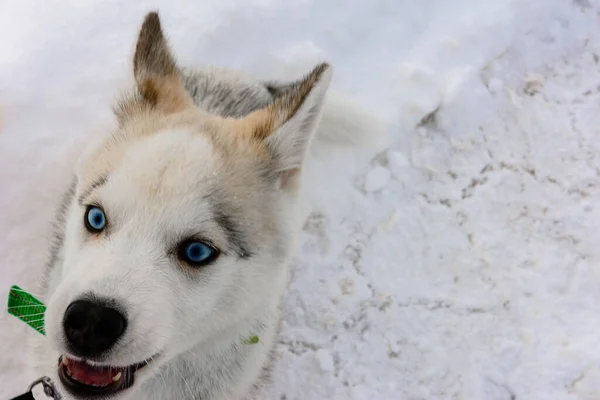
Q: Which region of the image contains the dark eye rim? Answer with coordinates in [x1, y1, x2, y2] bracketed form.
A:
[83, 205, 107, 233]
[176, 238, 220, 267]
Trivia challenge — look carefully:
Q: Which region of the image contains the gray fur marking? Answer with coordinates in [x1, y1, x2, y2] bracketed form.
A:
[41, 180, 76, 295]
[78, 175, 108, 205]
[181, 67, 292, 118]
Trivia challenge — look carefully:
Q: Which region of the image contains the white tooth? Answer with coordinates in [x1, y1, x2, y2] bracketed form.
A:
[62, 357, 69, 366]
[113, 372, 122, 382]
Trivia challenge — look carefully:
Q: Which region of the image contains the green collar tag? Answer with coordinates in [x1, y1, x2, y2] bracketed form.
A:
[7, 285, 46, 335]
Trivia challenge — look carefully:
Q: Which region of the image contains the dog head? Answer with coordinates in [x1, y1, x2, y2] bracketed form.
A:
[42, 12, 331, 399]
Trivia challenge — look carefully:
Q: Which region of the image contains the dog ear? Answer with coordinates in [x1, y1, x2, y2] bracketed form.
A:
[130, 12, 193, 114]
[237, 63, 332, 179]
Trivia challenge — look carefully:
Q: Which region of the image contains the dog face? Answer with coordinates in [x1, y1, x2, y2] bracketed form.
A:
[41, 12, 331, 399]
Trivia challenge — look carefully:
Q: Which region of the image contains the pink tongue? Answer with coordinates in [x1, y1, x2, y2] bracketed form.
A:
[69, 359, 121, 387]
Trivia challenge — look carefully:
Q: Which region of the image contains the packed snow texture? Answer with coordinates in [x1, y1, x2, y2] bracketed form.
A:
[1, 1, 600, 399]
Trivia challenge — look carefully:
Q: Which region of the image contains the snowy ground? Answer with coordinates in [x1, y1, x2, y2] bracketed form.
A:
[2, 1, 600, 399]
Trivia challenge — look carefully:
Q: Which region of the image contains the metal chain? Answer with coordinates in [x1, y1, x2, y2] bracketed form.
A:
[27, 377, 62, 400]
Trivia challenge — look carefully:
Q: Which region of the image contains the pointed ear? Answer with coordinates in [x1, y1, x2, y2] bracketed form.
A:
[130, 12, 193, 114]
[240, 63, 332, 176]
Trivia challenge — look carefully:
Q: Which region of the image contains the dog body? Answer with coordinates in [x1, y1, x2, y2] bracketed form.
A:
[29, 13, 384, 400]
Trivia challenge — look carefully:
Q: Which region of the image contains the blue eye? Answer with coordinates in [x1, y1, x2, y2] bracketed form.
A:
[84, 206, 106, 233]
[178, 240, 218, 266]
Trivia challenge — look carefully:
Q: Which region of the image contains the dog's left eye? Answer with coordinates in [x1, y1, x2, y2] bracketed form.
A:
[177, 240, 219, 266]
[84, 206, 107, 233]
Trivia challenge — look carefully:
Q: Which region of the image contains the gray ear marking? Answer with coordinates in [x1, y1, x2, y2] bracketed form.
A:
[117, 11, 193, 116]
[133, 11, 178, 85]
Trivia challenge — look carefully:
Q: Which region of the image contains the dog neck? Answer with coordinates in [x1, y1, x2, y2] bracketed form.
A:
[137, 305, 281, 400]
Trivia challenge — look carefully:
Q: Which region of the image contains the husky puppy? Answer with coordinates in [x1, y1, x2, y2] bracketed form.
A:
[30, 11, 383, 400]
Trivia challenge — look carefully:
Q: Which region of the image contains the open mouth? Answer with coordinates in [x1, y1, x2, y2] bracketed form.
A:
[58, 355, 151, 397]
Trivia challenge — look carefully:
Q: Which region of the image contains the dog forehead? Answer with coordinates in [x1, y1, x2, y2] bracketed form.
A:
[76, 121, 272, 229]
[112, 128, 218, 198]
[96, 127, 267, 222]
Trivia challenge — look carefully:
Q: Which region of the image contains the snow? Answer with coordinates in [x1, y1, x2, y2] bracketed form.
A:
[314, 349, 335, 373]
[364, 166, 392, 193]
[2, 0, 600, 399]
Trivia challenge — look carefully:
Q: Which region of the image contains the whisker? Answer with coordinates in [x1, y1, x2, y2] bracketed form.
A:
[148, 354, 168, 391]
[174, 364, 195, 399]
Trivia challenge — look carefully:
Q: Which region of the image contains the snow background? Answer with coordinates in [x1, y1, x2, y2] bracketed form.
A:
[1, 0, 600, 399]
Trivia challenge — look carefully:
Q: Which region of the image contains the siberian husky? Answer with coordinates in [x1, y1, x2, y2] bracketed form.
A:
[29, 11, 385, 400]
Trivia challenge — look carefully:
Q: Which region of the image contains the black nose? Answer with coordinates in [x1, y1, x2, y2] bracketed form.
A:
[63, 300, 127, 357]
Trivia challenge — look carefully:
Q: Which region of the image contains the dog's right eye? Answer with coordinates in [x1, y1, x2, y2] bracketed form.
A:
[84, 206, 107, 233]
[177, 240, 219, 267]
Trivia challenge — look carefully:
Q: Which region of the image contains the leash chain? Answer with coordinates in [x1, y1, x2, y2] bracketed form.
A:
[8, 376, 62, 400]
